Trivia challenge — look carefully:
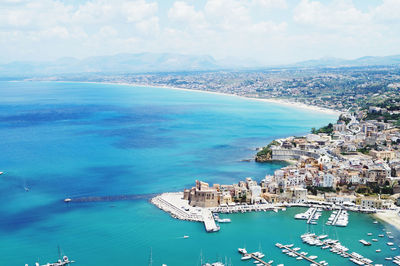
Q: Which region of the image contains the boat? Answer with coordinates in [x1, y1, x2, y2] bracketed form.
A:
[378, 234, 384, 237]
[297, 257, 303, 260]
[376, 249, 381, 252]
[216, 218, 231, 223]
[385, 257, 393, 260]
[367, 233, 372, 236]
[392, 247, 397, 251]
[34, 256, 74, 266]
[268, 260, 273, 264]
[387, 242, 394, 246]
[372, 239, 378, 242]
[273, 208, 278, 213]
[373, 221, 378, 224]
[183, 235, 189, 239]
[0, 172, 3, 175]
[359, 239, 371, 246]
[238, 248, 247, 254]
[241, 255, 251, 260]
[309, 255, 318, 260]
[64, 198, 72, 203]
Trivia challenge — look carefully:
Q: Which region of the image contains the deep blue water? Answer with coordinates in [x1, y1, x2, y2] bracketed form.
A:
[1, 81, 393, 266]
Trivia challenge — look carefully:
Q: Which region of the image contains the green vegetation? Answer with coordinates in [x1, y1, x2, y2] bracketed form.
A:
[306, 186, 336, 195]
[256, 140, 279, 158]
[311, 123, 333, 135]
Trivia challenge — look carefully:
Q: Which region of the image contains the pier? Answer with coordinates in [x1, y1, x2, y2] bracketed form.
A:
[306, 208, 318, 224]
[277, 244, 324, 266]
[238, 250, 272, 266]
[306, 234, 373, 266]
[202, 209, 219, 232]
[331, 209, 342, 226]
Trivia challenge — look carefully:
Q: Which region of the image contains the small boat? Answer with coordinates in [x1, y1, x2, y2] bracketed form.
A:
[268, 260, 273, 264]
[297, 257, 303, 260]
[273, 208, 278, 213]
[64, 198, 72, 203]
[309, 255, 318, 260]
[385, 257, 393, 260]
[387, 242, 394, 246]
[391, 247, 397, 251]
[378, 234, 384, 237]
[183, 235, 189, 239]
[367, 233, 372, 236]
[372, 239, 378, 242]
[376, 249, 381, 252]
[373, 221, 378, 224]
[0, 172, 3, 175]
[359, 239, 371, 246]
[238, 248, 247, 254]
[241, 255, 251, 260]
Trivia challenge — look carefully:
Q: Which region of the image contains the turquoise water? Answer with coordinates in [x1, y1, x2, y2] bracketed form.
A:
[0, 81, 396, 265]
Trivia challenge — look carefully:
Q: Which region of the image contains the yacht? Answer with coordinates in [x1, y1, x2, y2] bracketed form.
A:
[241, 255, 251, 260]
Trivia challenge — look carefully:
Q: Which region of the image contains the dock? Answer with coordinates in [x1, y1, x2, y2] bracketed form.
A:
[307, 234, 373, 266]
[238, 250, 271, 266]
[331, 209, 342, 226]
[306, 208, 318, 224]
[202, 209, 219, 232]
[277, 244, 324, 266]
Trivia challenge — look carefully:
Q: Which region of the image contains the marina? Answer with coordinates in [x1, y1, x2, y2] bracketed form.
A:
[302, 233, 374, 266]
[275, 243, 325, 266]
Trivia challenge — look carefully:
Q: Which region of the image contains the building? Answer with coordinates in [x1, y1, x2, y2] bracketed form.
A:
[184, 180, 220, 208]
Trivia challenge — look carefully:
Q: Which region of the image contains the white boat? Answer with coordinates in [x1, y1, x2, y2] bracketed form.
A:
[372, 239, 378, 242]
[367, 233, 372, 236]
[387, 242, 394, 246]
[391, 247, 397, 251]
[238, 248, 247, 254]
[217, 218, 231, 223]
[241, 255, 251, 260]
[373, 221, 378, 224]
[376, 249, 381, 252]
[297, 257, 303, 260]
[309, 255, 318, 259]
[183, 235, 189, 239]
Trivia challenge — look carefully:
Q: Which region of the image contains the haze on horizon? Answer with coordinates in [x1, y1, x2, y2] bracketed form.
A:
[1, 0, 400, 66]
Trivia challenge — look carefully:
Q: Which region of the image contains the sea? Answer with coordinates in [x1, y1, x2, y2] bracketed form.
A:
[0, 81, 398, 266]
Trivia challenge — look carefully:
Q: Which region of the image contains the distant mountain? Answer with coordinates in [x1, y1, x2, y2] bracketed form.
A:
[2, 53, 400, 77]
[295, 55, 400, 67]
[0, 53, 220, 77]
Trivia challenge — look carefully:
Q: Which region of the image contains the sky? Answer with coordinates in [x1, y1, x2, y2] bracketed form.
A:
[1, 0, 400, 65]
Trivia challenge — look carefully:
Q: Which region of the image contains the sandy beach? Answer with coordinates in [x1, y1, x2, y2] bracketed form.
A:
[53, 80, 341, 116]
[373, 209, 400, 230]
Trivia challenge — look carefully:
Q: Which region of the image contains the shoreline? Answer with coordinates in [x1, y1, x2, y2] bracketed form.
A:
[43, 80, 341, 116]
[373, 209, 400, 231]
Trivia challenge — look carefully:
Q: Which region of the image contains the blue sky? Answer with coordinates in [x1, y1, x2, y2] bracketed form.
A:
[1, 0, 400, 65]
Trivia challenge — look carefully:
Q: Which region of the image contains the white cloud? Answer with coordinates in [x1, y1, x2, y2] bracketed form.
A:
[0, 0, 400, 64]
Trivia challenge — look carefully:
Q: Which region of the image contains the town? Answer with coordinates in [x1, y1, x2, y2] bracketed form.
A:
[152, 103, 400, 232]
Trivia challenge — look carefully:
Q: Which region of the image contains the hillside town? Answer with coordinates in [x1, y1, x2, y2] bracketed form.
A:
[152, 105, 400, 232]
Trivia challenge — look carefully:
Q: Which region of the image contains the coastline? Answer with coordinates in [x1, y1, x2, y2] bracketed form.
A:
[373, 209, 400, 231]
[49, 80, 341, 116]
